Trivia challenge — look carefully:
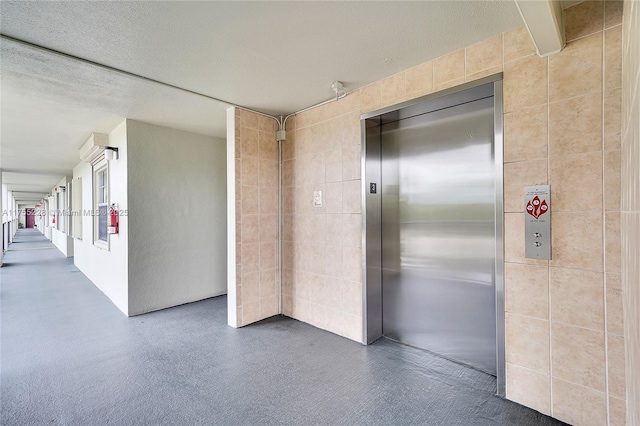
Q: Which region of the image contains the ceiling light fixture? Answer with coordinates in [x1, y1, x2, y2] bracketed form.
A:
[331, 81, 347, 100]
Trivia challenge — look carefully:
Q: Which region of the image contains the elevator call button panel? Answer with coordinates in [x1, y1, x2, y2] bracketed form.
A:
[524, 185, 551, 260]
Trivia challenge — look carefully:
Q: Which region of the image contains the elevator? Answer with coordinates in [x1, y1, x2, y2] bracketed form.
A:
[362, 75, 505, 395]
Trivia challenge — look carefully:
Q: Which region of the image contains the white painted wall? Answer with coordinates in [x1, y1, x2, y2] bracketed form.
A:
[126, 120, 227, 315]
[226, 108, 237, 327]
[51, 228, 70, 255]
[12, 197, 17, 241]
[2, 184, 7, 253]
[50, 176, 74, 257]
[18, 208, 26, 228]
[43, 195, 54, 241]
[2, 185, 19, 252]
[73, 120, 129, 315]
[35, 201, 46, 235]
[3, 185, 9, 225]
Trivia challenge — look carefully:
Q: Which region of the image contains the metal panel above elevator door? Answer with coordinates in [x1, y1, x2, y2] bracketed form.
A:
[362, 77, 504, 384]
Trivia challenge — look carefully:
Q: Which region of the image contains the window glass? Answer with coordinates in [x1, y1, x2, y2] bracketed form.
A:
[98, 204, 108, 242]
[97, 169, 107, 204]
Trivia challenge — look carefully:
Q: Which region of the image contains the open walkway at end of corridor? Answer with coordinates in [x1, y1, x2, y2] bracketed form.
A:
[1, 229, 566, 426]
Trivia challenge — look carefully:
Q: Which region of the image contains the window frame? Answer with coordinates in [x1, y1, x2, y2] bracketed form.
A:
[93, 159, 109, 250]
[65, 181, 73, 237]
[57, 188, 65, 233]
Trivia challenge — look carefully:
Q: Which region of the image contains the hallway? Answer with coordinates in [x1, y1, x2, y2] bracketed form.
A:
[1, 230, 564, 425]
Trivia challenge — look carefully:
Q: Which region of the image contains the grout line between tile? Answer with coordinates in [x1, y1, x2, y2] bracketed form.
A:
[504, 157, 550, 164]
[464, 46, 467, 81]
[548, 263, 605, 273]
[505, 311, 549, 323]
[566, 28, 605, 44]
[554, 376, 609, 396]
[546, 51, 553, 416]
[548, 89, 605, 106]
[604, 19, 623, 32]
[505, 361, 549, 377]
[601, 14, 612, 424]
[500, 40, 509, 399]
[502, 52, 537, 66]
[550, 317, 608, 334]
[504, 103, 547, 115]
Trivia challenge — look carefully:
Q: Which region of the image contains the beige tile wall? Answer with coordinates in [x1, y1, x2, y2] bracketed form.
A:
[231, 108, 279, 327]
[505, 2, 626, 424]
[250, 1, 627, 424]
[281, 94, 365, 342]
[621, 0, 640, 424]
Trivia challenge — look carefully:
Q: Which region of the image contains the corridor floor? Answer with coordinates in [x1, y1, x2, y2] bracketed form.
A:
[1, 229, 566, 426]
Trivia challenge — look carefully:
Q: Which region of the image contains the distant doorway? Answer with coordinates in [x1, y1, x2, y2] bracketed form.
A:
[26, 209, 35, 228]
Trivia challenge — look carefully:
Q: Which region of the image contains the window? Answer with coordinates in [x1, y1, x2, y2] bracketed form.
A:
[66, 182, 72, 236]
[94, 162, 109, 247]
[57, 189, 65, 233]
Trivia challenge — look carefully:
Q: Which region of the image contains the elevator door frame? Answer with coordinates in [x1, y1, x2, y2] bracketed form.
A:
[360, 74, 505, 396]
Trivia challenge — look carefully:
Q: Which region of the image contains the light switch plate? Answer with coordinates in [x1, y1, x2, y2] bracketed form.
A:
[313, 190, 323, 207]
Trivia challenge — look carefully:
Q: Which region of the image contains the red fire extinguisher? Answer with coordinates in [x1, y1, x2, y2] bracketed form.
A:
[108, 204, 119, 234]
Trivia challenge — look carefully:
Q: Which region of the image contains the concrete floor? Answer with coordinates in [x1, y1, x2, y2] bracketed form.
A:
[1, 229, 566, 426]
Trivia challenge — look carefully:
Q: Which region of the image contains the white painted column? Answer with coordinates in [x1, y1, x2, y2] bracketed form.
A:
[1, 170, 4, 267]
[226, 107, 237, 327]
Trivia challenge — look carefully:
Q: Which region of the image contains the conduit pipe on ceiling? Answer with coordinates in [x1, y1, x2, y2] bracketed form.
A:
[0, 34, 348, 127]
[1, 33, 351, 317]
[0, 34, 278, 123]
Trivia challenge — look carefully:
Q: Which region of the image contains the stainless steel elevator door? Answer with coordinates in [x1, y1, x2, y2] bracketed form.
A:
[380, 96, 497, 375]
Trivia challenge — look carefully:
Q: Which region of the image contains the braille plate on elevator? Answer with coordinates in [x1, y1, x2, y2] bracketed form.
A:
[524, 185, 551, 260]
[370, 183, 377, 194]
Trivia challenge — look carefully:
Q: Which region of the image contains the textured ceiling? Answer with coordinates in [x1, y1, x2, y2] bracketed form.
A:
[0, 1, 524, 202]
[1, 41, 229, 170]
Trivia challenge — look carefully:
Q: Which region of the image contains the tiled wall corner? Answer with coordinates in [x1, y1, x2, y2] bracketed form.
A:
[500, 14, 555, 416]
[234, 108, 279, 327]
[621, 0, 640, 424]
[282, 96, 364, 343]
